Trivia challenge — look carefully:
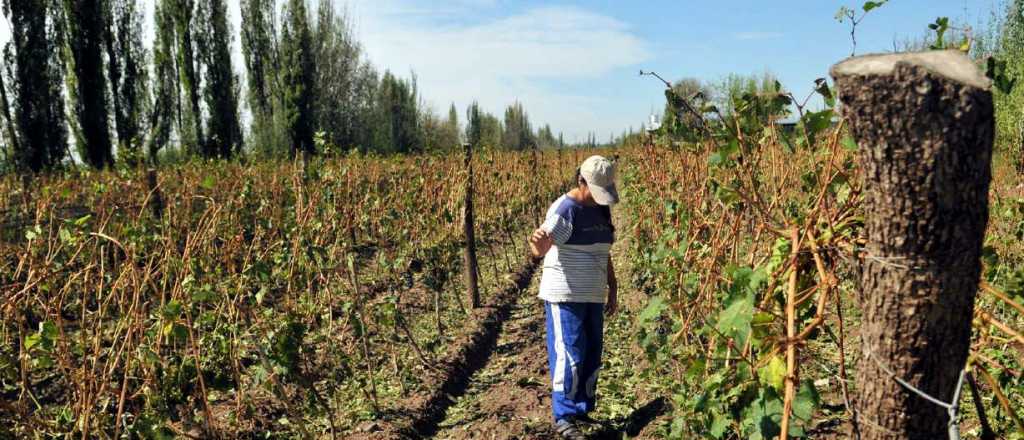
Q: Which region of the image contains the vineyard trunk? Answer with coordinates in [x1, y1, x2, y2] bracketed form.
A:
[464, 142, 481, 308]
[832, 51, 993, 439]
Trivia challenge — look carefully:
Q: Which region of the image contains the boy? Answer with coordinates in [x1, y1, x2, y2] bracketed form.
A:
[528, 155, 619, 440]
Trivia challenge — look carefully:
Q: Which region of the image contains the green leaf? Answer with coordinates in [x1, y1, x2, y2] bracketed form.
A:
[792, 380, 821, 421]
[639, 296, 667, 323]
[714, 183, 741, 206]
[740, 388, 783, 440]
[24, 333, 42, 351]
[862, 0, 887, 12]
[841, 136, 858, 152]
[35, 354, 53, 369]
[813, 78, 835, 108]
[161, 301, 182, 320]
[710, 411, 730, 438]
[191, 289, 218, 303]
[685, 358, 706, 379]
[758, 356, 787, 392]
[722, 138, 740, 157]
[801, 109, 834, 141]
[166, 323, 188, 342]
[716, 293, 754, 345]
[201, 175, 216, 190]
[40, 321, 58, 341]
[708, 152, 725, 167]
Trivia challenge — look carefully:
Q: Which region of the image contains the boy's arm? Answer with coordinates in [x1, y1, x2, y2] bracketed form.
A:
[530, 212, 572, 258]
[606, 258, 618, 316]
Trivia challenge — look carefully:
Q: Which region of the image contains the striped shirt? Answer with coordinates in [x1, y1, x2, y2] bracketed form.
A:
[538, 194, 615, 303]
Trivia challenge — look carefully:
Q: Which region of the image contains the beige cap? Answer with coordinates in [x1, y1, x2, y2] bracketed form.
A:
[580, 155, 618, 206]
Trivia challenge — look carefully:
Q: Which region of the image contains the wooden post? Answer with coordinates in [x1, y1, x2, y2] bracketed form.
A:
[301, 149, 312, 182]
[146, 168, 164, 220]
[463, 142, 480, 308]
[530, 143, 541, 225]
[832, 50, 993, 439]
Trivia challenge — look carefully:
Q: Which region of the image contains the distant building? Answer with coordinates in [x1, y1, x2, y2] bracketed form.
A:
[647, 114, 661, 133]
[775, 116, 800, 133]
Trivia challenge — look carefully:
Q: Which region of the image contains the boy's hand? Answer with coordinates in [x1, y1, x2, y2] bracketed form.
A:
[530, 228, 550, 244]
[605, 285, 618, 316]
[528, 228, 553, 258]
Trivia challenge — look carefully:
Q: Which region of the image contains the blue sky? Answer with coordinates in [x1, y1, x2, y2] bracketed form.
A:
[351, 0, 1005, 142]
[0, 0, 1003, 143]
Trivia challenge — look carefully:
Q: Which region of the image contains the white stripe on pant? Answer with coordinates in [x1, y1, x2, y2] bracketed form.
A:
[550, 303, 579, 398]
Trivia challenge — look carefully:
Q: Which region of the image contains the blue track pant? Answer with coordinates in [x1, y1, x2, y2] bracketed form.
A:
[544, 301, 604, 422]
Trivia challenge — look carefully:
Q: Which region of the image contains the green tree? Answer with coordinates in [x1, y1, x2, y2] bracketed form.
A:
[240, 0, 282, 156]
[501, 101, 533, 150]
[148, 0, 178, 163]
[662, 77, 710, 141]
[198, 0, 243, 158]
[62, 0, 113, 168]
[444, 102, 460, 149]
[419, 107, 445, 152]
[171, 0, 204, 155]
[421, 103, 460, 152]
[106, 0, 148, 165]
[4, 0, 68, 172]
[479, 111, 503, 149]
[281, 0, 315, 156]
[1000, 0, 1024, 164]
[536, 123, 557, 149]
[313, 0, 369, 151]
[466, 101, 482, 147]
[0, 56, 18, 169]
[373, 71, 420, 153]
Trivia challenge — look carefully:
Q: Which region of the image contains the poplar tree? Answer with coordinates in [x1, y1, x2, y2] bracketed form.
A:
[480, 111, 503, 149]
[106, 0, 148, 164]
[313, 0, 348, 147]
[63, 0, 113, 168]
[445, 102, 460, 149]
[171, 0, 204, 155]
[502, 101, 533, 150]
[4, 0, 68, 171]
[0, 58, 17, 167]
[372, 72, 420, 153]
[148, 0, 177, 163]
[241, 0, 278, 154]
[281, 0, 315, 156]
[466, 101, 482, 148]
[199, 0, 243, 158]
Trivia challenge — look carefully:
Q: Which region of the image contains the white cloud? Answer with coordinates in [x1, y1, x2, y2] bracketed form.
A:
[351, 1, 652, 141]
[732, 31, 784, 41]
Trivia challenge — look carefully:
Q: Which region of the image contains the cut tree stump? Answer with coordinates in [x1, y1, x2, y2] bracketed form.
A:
[831, 50, 994, 439]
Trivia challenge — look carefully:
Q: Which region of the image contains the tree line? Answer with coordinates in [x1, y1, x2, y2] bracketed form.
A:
[893, 0, 1024, 164]
[0, 0, 570, 174]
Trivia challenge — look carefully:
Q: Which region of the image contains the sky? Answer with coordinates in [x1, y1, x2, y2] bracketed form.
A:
[0, 0, 1007, 143]
[348, 0, 1003, 141]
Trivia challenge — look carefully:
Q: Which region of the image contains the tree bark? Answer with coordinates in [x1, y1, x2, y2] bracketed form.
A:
[831, 50, 993, 439]
[0, 59, 19, 160]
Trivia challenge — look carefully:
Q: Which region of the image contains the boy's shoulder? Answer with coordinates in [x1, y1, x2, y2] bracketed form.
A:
[548, 194, 579, 219]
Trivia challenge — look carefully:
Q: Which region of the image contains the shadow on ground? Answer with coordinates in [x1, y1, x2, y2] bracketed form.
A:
[589, 396, 669, 439]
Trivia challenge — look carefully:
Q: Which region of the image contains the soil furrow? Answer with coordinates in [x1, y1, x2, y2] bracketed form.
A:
[351, 258, 539, 439]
